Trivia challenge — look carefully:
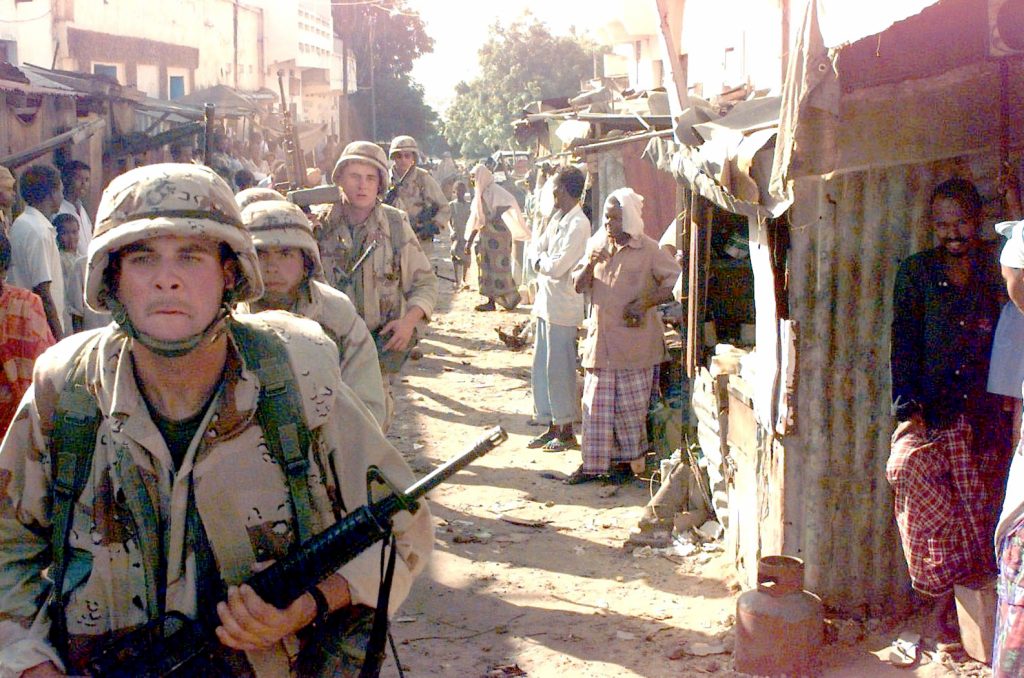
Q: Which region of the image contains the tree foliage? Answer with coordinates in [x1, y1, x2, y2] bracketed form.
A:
[445, 17, 595, 159]
[332, 1, 444, 151]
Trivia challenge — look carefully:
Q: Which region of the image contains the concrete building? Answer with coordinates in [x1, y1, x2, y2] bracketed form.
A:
[598, 0, 789, 101]
[0, 0, 354, 125]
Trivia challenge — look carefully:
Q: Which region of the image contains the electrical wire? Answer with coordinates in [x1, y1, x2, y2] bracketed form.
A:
[0, 8, 52, 23]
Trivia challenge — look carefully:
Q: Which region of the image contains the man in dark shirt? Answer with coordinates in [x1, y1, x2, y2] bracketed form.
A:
[887, 177, 1011, 643]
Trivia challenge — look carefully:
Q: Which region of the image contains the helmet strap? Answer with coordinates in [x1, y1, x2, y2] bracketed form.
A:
[108, 297, 233, 359]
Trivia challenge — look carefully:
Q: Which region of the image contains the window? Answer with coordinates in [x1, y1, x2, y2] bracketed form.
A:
[93, 63, 118, 81]
[169, 75, 185, 100]
[0, 40, 16, 65]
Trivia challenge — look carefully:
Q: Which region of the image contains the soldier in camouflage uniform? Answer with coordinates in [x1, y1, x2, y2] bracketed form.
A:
[385, 135, 450, 258]
[318, 142, 438, 429]
[236, 198, 387, 428]
[0, 163, 433, 677]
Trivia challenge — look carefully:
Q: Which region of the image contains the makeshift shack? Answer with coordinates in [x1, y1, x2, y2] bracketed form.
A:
[651, 0, 1024, 616]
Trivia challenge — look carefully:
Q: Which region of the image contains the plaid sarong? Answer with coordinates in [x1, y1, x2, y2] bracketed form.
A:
[995, 518, 1024, 677]
[580, 367, 654, 474]
[886, 415, 990, 596]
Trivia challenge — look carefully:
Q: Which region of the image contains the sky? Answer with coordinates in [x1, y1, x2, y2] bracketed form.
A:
[405, 0, 624, 114]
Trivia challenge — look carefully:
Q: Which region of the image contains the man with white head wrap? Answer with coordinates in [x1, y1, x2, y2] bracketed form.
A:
[565, 188, 680, 484]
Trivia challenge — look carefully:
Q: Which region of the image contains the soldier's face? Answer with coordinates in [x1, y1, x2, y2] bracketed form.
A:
[116, 235, 232, 342]
[258, 246, 306, 300]
[336, 162, 380, 210]
[393, 151, 416, 175]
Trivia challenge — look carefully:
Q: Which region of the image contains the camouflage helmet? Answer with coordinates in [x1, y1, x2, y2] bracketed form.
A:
[388, 135, 419, 161]
[241, 200, 323, 279]
[332, 141, 388, 193]
[86, 163, 263, 314]
[236, 186, 285, 211]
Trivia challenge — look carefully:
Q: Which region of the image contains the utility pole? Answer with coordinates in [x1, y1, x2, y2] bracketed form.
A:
[368, 10, 377, 142]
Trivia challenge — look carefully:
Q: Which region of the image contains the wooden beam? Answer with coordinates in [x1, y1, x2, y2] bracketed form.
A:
[654, 0, 688, 117]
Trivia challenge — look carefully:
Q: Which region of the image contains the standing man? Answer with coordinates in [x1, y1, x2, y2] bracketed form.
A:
[0, 166, 16, 235]
[385, 135, 449, 258]
[526, 166, 590, 452]
[57, 160, 93, 256]
[237, 198, 387, 428]
[887, 177, 1009, 643]
[0, 163, 432, 677]
[319, 141, 438, 428]
[8, 165, 65, 340]
[567, 188, 680, 484]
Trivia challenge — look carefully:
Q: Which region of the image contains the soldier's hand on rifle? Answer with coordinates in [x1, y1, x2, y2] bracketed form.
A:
[215, 563, 350, 650]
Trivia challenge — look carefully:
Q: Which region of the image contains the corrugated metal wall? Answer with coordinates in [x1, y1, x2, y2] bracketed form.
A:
[784, 154, 998, 615]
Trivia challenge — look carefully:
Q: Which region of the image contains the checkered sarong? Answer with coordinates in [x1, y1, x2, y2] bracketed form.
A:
[886, 415, 990, 596]
[580, 367, 654, 474]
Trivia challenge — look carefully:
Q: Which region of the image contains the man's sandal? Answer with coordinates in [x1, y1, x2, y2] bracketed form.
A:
[887, 632, 921, 669]
[526, 431, 558, 448]
[542, 437, 578, 452]
[563, 466, 600, 485]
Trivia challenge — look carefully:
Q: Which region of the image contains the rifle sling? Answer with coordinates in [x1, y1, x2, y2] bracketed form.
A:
[358, 532, 398, 678]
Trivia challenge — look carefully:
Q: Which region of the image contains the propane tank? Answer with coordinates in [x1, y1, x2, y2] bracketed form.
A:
[735, 556, 824, 676]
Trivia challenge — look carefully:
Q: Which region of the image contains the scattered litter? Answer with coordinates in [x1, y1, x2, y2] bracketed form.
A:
[412, 443, 424, 451]
[453, 533, 485, 544]
[393, 616, 418, 623]
[494, 534, 529, 544]
[499, 515, 551, 528]
[616, 630, 637, 641]
[671, 540, 698, 557]
[701, 541, 724, 553]
[595, 599, 610, 612]
[485, 664, 527, 677]
[682, 641, 727, 656]
[544, 500, 555, 508]
[696, 520, 724, 541]
[490, 500, 527, 513]
[615, 576, 624, 582]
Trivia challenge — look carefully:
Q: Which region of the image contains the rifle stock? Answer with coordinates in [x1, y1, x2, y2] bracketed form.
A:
[87, 426, 508, 676]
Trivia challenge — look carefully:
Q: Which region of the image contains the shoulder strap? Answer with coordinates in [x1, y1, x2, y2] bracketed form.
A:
[49, 335, 103, 663]
[228, 319, 317, 543]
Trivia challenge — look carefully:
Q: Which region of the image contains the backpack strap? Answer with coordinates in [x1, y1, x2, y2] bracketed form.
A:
[48, 335, 103, 663]
[228, 319, 317, 542]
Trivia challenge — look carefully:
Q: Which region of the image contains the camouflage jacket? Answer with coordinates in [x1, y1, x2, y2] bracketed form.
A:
[238, 282, 386, 428]
[389, 167, 450, 235]
[317, 203, 438, 333]
[0, 312, 432, 677]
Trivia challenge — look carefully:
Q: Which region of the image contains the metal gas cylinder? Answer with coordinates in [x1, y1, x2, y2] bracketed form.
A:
[735, 556, 823, 676]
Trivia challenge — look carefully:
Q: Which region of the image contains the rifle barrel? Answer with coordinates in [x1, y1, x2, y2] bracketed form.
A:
[403, 426, 507, 500]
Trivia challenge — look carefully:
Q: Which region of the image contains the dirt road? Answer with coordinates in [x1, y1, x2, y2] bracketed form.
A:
[378, 262, 989, 678]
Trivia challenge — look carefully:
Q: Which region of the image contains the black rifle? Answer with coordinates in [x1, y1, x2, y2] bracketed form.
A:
[382, 165, 414, 208]
[411, 203, 440, 240]
[87, 426, 509, 677]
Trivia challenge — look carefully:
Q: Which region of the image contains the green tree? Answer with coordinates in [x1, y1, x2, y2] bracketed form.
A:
[445, 17, 596, 159]
[333, 0, 443, 150]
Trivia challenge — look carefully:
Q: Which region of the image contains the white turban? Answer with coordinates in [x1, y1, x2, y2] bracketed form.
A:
[604, 187, 644, 238]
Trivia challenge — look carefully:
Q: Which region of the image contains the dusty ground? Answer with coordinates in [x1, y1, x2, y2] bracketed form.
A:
[375, 250, 991, 678]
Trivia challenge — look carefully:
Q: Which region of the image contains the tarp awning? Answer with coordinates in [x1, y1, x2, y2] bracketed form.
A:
[816, 0, 942, 47]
